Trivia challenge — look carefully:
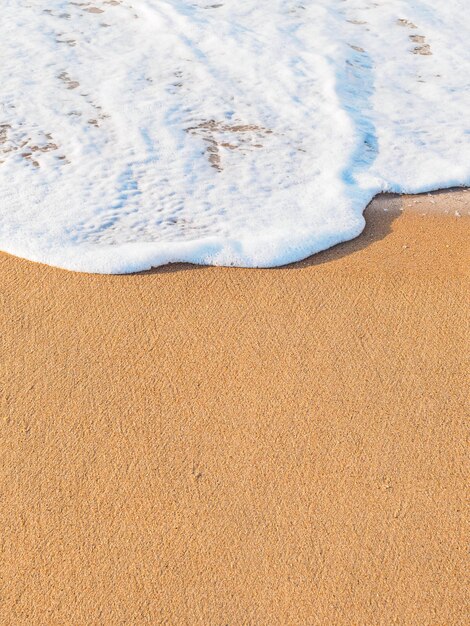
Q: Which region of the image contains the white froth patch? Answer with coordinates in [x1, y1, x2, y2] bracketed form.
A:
[1, 0, 469, 273]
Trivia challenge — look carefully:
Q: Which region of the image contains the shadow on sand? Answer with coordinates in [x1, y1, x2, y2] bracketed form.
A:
[281, 192, 403, 269]
[141, 193, 403, 276]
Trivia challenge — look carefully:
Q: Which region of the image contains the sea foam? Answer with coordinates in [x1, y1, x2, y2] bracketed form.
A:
[1, 0, 469, 273]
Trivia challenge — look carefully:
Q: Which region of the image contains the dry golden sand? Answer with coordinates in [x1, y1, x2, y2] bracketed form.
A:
[1, 190, 469, 625]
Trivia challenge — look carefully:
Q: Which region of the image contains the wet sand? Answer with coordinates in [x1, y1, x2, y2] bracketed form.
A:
[1, 190, 469, 625]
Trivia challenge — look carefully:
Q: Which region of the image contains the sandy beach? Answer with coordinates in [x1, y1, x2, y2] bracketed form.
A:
[1, 190, 468, 624]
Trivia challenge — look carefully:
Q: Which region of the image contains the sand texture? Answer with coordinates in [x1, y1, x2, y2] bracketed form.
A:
[1, 191, 469, 625]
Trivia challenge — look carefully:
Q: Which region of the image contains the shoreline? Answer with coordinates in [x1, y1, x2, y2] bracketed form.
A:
[1, 189, 468, 624]
[1, 187, 468, 276]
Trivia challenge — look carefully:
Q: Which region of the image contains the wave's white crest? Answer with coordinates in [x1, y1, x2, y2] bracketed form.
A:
[1, 0, 469, 272]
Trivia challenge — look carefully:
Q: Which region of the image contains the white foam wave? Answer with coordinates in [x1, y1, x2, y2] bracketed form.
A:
[1, 0, 469, 272]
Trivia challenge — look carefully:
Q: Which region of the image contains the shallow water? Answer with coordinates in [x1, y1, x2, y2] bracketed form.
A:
[1, 0, 469, 272]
